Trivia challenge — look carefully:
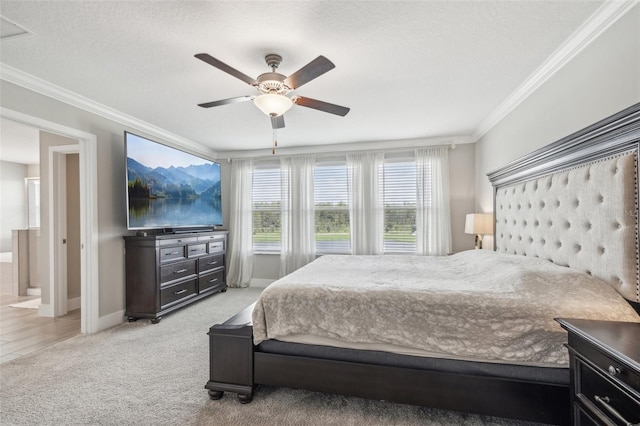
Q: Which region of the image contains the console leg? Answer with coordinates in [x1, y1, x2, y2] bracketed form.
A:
[237, 392, 253, 404]
[208, 390, 224, 400]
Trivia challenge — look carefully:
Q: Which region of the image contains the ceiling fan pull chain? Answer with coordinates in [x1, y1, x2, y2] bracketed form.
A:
[272, 129, 277, 155]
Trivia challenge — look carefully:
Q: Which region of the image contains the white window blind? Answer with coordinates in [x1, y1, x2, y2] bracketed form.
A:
[382, 160, 417, 252]
[252, 165, 281, 252]
[314, 162, 350, 253]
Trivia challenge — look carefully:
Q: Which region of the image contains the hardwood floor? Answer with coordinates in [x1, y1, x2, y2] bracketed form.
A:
[0, 294, 80, 364]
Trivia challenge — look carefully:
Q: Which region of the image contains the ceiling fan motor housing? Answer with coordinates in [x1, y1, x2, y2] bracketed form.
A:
[256, 72, 290, 94]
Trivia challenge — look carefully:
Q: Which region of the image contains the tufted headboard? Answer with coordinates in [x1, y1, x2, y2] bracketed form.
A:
[488, 103, 640, 303]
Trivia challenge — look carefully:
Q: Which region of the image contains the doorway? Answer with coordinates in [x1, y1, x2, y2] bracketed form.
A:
[0, 107, 99, 334]
[49, 145, 81, 317]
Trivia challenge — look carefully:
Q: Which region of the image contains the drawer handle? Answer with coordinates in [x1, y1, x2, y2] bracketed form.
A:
[594, 395, 635, 426]
[173, 289, 187, 295]
[207, 261, 219, 266]
[165, 251, 180, 256]
[190, 248, 201, 252]
[208, 278, 218, 283]
[173, 268, 188, 274]
[608, 365, 621, 376]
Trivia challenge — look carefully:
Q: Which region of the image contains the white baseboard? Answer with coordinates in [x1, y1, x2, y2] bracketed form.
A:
[67, 297, 81, 311]
[97, 309, 125, 331]
[27, 287, 42, 296]
[250, 278, 275, 288]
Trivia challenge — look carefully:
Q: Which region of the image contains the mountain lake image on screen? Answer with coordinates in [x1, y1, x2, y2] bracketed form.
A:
[125, 132, 222, 230]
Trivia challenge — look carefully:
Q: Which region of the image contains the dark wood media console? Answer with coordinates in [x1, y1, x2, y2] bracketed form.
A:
[124, 230, 228, 323]
[205, 303, 570, 424]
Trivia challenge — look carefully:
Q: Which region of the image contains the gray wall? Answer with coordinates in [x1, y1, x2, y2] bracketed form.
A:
[475, 5, 640, 249]
[66, 153, 81, 300]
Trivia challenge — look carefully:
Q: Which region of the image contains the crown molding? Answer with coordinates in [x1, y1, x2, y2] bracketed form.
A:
[0, 63, 218, 159]
[472, 0, 639, 142]
[218, 135, 474, 160]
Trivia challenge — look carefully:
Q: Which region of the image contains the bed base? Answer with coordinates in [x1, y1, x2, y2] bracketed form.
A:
[205, 303, 570, 425]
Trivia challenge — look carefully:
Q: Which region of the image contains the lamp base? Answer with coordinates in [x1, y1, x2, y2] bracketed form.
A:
[474, 234, 483, 250]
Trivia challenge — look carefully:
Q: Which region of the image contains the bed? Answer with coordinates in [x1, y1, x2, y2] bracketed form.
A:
[205, 102, 640, 425]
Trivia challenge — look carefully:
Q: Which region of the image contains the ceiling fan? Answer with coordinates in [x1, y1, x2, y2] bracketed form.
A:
[195, 53, 350, 131]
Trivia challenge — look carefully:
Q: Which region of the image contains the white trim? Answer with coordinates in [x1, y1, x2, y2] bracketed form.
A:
[472, 0, 639, 141]
[0, 64, 218, 160]
[68, 296, 81, 311]
[98, 309, 126, 331]
[0, 107, 100, 334]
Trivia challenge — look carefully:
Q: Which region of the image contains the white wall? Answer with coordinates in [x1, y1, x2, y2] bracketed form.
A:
[0, 161, 28, 252]
[476, 5, 640, 220]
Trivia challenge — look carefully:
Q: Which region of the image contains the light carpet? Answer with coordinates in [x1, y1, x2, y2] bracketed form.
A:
[0, 287, 548, 426]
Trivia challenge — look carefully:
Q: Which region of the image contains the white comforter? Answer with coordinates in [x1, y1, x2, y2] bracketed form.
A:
[252, 250, 640, 367]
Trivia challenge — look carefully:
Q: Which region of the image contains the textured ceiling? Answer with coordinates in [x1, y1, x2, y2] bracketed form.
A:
[0, 1, 606, 155]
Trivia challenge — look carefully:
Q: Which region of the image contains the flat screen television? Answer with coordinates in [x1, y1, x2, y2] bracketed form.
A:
[125, 131, 222, 231]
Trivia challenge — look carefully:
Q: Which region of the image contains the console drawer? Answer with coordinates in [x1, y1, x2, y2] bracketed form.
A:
[199, 254, 224, 274]
[574, 337, 640, 393]
[158, 236, 198, 246]
[199, 270, 225, 292]
[576, 356, 640, 425]
[160, 279, 197, 308]
[160, 259, 196, 285]
[159, 246, 185, 263]
[209, 240, 225, 254]
[187, 243, 207, 258]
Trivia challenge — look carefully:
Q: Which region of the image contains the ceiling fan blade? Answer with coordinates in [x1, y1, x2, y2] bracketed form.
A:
[271, 115, 285, 129]
[195, 53, 258, 86]
[197, 96, 253, 108]
[294, 96, 350, 117]
[284, 56, 335, 89]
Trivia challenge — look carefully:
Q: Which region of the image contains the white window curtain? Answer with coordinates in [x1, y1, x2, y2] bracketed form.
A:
[280, 155, 316, 276]
[415, 147, 452, 256]
[347, 152, 384, 255]
[226, 158, 254, 287]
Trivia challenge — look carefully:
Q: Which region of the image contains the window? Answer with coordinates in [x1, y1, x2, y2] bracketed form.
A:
[314, 163, 350, 253]
[382, 160, 416, 252]
[252, 166, 281, 252]
[251, 156, 422, 254]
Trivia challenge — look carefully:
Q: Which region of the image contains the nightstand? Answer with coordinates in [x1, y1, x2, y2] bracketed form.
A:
[557, 318, 640, 426]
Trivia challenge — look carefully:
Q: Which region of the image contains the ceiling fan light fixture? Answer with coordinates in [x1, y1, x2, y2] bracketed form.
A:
[253, 93, 293, 117]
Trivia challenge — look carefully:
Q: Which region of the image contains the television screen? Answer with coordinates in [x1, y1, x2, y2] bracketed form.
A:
[125, 132, 222, 230]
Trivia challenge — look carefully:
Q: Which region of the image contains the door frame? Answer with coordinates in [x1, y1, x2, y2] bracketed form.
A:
[1, 107, 99, 334]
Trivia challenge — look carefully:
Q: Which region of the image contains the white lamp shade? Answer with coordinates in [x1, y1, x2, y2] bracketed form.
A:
[464, 213, 494, 235]
[253, 93, 293, 117]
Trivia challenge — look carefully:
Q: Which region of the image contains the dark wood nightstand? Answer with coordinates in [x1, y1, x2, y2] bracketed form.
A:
[556, 318, 640, 426]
